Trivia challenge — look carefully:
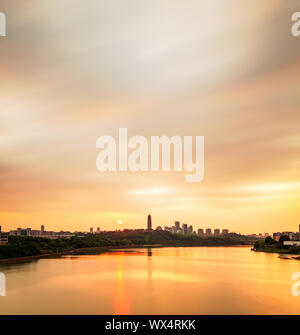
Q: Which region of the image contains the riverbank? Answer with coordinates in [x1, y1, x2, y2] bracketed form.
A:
[0, 231, 257, 264]
[253, 248, 300, 257]
[0, 243, 253, 265]
[252, 239, 300, 259]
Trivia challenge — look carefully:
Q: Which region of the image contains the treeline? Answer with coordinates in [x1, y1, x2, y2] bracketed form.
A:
[0, 230, 255, 259]
[0, 235, 113, 259]
[253, 236, 300, 254]
[105, 230, 254, 246]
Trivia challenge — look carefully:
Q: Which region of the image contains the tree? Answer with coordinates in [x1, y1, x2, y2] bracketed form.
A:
[254, 240, 264, 250]
[279, 235, 290, 244]
[265, 236, 276, 245]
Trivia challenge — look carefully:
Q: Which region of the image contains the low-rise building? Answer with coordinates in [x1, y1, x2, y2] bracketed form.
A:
[273, 232, 281, 241]
[283, 241, 300, 247]
[0, 226, 8, 245]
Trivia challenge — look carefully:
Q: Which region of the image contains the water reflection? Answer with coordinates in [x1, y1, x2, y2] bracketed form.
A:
[0, 246, 299, 315]
[114, 253, 130, 314]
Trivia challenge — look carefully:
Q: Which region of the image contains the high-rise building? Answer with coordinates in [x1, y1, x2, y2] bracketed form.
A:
[222, 229, 229, 235]
[90, 227, 93, 234]
[188, 225, 193, 234]
[214, 229, 220, 236]
[206, 228, 212, 237]
[97, 227, 100, 233]
[41, 225, 45, 233]
[198, 229, 204, 237]
[175, 221, 180, 230]
[177, 228, 183, 234]
[182, 223, 188, 235]
[147, 214, 152, 230]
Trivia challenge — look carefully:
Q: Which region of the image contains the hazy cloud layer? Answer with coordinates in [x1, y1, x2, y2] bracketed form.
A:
[0, 0, 299, 233]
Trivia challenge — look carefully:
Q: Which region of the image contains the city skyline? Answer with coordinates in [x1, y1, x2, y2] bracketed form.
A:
[3, 216, 300, 239]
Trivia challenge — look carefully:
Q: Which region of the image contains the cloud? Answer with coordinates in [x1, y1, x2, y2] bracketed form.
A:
[0, 0, 299, 233]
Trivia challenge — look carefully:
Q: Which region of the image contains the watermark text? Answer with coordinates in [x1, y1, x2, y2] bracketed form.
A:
[96, 128, 204, 182]
[0, 272, 6, 296]
[0, 12, 6, 37]
[291, 272, 300, 296]
[291, 12, 300, 37]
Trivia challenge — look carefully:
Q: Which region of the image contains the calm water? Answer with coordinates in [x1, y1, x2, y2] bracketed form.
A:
[0, 246, 299, 314]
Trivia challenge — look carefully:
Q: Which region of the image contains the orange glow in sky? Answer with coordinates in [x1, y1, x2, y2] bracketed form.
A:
[0, 0, 299, 234]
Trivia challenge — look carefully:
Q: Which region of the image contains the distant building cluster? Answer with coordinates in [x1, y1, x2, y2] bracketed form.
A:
[9, 225, 75, 240]
[273, 225, 300, 242]
[246, 233, 269, 239]
[158, 221, 229, 236]
[89, 227, 101, 234]
[0, 224, 104, 244]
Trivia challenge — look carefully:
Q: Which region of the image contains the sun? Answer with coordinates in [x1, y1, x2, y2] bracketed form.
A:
[117, 219, 123, 225]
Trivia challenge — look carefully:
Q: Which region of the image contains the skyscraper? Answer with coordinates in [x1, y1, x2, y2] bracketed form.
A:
[90, 227, 93, 234]
[198, 229, 204, 237]
[175, 221, 180, 230]
[41, 225, 45, 233]
[214, 229, 220, 236]
[206, 228, 212, 237]
[147, 214, 152, 230]
[182, 223, 188, 235]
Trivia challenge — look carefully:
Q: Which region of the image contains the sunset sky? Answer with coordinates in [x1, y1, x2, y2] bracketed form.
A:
[0, 0, 299, 234]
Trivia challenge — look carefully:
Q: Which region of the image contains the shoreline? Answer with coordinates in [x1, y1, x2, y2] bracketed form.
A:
[252, 248, 300, 259]
[0, 243, 253, 265]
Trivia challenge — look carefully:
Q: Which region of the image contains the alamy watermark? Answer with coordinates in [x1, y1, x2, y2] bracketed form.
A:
[0, 272, 6, 296]
[291, 12, 300, 37]
[96, 128, 204, 182]
[0, 12, 6, 37]
[291, 272, 300, 296]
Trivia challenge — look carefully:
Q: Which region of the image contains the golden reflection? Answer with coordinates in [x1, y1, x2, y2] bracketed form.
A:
[114, 254, 130, 315]
[2, 247, 300, 314]
[147, 247, 152, 281]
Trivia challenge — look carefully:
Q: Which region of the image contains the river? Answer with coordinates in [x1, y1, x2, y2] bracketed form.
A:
[0, 246, 299, 314]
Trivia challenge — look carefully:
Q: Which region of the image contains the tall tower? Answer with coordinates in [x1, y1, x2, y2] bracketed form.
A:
[147, 214, 152, 230]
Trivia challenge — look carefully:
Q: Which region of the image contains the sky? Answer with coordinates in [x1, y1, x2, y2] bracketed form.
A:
[0, 0, 299, 234]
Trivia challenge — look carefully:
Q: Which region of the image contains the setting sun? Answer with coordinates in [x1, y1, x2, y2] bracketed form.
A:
[117, 220, 123, 225]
